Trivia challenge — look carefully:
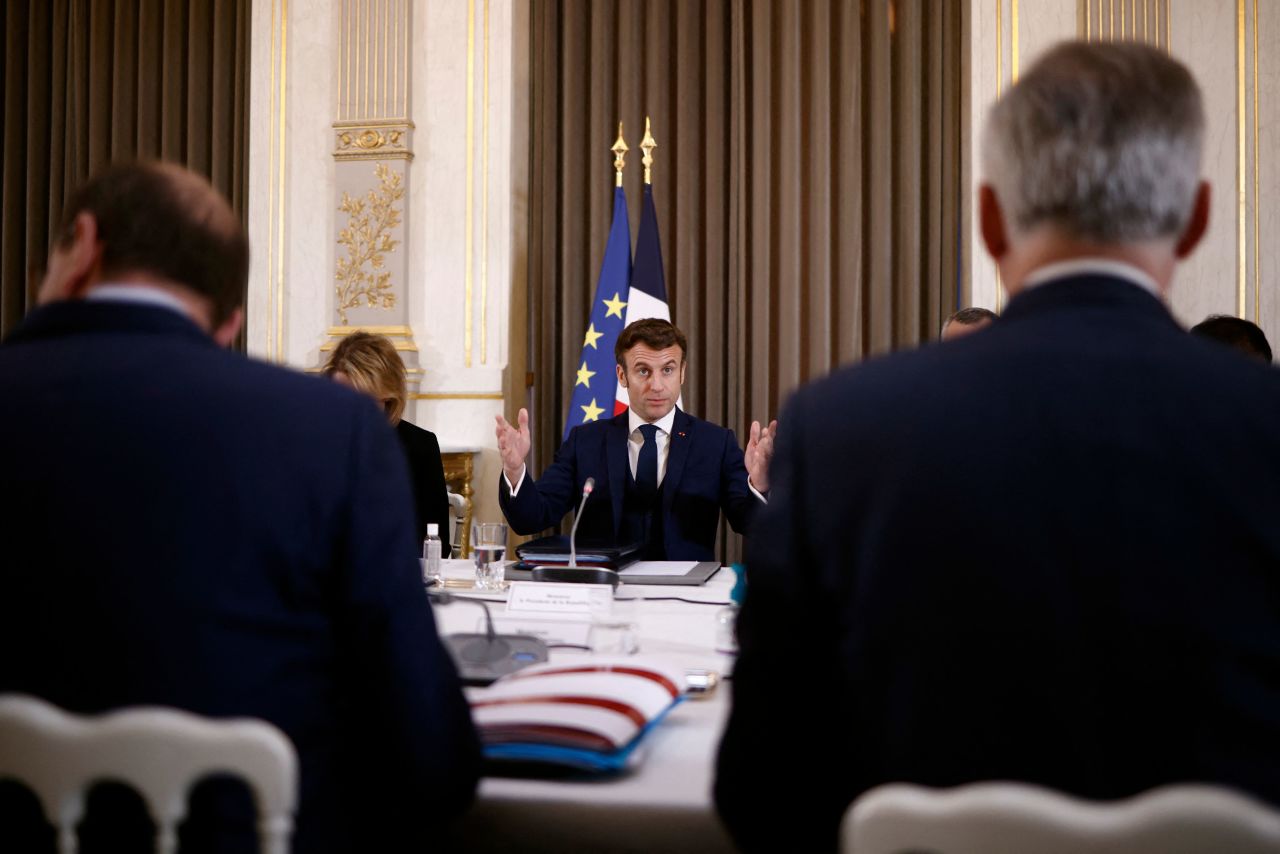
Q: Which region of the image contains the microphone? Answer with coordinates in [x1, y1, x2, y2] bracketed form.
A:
[428, 589, 548, 684]
[531, 476, 620, 588]
[568, 477, 595, 568]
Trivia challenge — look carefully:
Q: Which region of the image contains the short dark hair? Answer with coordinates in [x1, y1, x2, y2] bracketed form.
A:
[1190, 315, 1272, 363]
[615, 318, 688, 366]
[945, 307, 998, 328]
[54, 162, 248, 324]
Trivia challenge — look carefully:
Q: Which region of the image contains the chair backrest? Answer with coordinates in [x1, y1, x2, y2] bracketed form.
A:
[843, 781, 1280, 854]
[0, 694, 298, 854]
[447, 490, 468, 556]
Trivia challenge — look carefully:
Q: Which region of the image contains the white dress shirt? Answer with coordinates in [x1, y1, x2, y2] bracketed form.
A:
[1021, 257, 1163, 298]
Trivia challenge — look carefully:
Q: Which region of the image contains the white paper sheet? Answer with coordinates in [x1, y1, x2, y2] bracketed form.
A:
[618, 560, 699, 577]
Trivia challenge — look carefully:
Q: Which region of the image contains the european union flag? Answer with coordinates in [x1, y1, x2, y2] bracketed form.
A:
[565, 186, 632, 440]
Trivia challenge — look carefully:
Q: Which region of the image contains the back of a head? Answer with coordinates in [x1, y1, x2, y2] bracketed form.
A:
[322, 331, 408, 423]
[981, 41, 1204, 243]
[941, 307, 998, 341]
[1190, 315, 1273, 363]
[54, 162, 247, 324]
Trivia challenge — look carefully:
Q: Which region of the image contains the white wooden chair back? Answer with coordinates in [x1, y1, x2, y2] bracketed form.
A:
[0, 693, 297, 854]
[843, 781, 1280, 854]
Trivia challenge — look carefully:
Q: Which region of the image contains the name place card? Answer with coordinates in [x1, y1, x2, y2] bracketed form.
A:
[507, 581, 613, 616]
[488, 613, 593, 647]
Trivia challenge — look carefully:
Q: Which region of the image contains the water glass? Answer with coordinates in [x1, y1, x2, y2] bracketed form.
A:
[471, 521, 508, 591]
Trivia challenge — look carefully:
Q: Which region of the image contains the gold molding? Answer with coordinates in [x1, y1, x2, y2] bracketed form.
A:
[481, 0, 490, 365]
[411, 392, 505, 400]
[266, 0, 288, 363]
[319, 325, 420, 353]
[334, 123, 414, 160]
[1251, 0, 1259, 321]
[326, 324, 414, 335]
[464, 0, 476, 368]
[1237, 0, 1247, 317]
[1011, 0, 1019, 83]
[441, 451, 477, 556]
[335, 163, 404, 324]
[994, 0, 1004, 311]
[334, 117, 411, 128]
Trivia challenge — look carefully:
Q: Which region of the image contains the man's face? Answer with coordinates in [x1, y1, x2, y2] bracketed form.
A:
[616, 342, 685, 423]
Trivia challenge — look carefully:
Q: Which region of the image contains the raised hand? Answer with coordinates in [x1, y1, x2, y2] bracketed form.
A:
[744, 419, 778, 494]
[494, 407, 532, 483]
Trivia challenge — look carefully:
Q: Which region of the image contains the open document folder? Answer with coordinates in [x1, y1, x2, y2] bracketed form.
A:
[469, 658, 686, 773]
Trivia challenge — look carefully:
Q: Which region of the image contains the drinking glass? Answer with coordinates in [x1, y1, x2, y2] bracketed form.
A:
[471, 521, 508, 591]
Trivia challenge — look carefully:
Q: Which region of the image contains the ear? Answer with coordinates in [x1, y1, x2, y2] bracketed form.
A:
[211, 307, 244, 348]
[978, 185, 1009, 260]
[1174, 182, 1210, 259]
[615, 363, 628, 389]
[38, 212, 104, 304]
[679, 360, 687, 385]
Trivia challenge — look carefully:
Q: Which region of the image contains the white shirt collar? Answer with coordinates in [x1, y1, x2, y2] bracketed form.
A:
[628, 406, 678, 437]
[85, 283, 196, 319]
[1021, 258, 1163, 299]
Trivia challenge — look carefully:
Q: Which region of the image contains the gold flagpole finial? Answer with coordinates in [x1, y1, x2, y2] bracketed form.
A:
[611, 123, 628, 187]
[640, 117, 657, 185]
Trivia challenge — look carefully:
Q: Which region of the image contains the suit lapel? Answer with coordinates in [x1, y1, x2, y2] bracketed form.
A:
[606, 413, 629, 536]
[662, 408, 693, 518]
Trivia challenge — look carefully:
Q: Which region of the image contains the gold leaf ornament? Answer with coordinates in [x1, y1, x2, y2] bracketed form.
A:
[334, 163, 405, 324]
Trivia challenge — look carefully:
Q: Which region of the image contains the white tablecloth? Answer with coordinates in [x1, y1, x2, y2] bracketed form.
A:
[432, 561, 739, 853]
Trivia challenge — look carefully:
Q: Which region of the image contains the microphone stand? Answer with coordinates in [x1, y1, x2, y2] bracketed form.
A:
[567, 477, 594, 568]
[531, 477, 620, 588]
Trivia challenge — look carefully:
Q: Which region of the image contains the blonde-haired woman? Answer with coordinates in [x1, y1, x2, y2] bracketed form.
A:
[323, 332, 451, 554]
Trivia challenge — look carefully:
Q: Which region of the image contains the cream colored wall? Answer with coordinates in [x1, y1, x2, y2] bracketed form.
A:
[247, 0, 527, 528]
[966, 0, 1278, 338]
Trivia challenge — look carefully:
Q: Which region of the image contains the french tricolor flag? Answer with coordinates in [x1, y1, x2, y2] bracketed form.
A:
[614, 183, 673, 415]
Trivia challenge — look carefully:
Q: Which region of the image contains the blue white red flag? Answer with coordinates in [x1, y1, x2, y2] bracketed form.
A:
[614, 183, 673, 414]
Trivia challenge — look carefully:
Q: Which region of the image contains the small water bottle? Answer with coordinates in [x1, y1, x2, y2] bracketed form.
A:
[423, 523, 443, 587]
[715, 563, 747, 654]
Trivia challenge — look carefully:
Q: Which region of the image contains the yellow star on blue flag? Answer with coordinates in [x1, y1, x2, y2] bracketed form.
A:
[603, 292, 628, 319]
[564, 186, 633, 440]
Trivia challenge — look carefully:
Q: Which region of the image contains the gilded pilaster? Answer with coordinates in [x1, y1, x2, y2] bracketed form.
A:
[328, 0, 421, 388]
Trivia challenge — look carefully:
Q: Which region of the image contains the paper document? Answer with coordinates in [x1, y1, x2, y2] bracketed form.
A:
[619, 560, 699, 577]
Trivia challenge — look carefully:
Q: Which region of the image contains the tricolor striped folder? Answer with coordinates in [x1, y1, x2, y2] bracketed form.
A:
[470, 658, 686, 773]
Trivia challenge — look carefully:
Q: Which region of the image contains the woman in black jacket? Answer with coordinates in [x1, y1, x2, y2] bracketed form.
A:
[323, 332, 451, 554]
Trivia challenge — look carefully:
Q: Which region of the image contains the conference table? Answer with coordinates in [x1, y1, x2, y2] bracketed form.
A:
[431, 560, 740, 853]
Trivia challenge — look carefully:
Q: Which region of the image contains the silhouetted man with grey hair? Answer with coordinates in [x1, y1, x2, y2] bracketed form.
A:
[717, 41, 1280, 853]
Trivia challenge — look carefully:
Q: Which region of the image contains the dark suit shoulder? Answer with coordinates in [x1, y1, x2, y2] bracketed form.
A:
[395, 418, 442, 452]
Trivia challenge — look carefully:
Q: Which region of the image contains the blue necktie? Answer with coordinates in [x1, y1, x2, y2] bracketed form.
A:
[636, 424, 658, 498]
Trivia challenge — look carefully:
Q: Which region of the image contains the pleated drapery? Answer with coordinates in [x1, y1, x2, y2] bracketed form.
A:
[0, 0, 250, 338]
[525, 0, 963, 561]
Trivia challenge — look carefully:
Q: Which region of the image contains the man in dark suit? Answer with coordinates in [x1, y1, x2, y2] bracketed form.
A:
[0, 163, 479, 852]
[717, 41, 1280, 852]
[495, 318, 776, 561]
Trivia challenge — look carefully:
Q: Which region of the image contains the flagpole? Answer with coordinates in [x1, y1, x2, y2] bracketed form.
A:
[612, 123, 628, 187]
[640, 117, 656, 185]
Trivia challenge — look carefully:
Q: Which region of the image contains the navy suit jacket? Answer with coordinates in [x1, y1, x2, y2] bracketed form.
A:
[499, 409, 758, 561]
[716, 274, 1280, 852]
[0, 302, 480, 853]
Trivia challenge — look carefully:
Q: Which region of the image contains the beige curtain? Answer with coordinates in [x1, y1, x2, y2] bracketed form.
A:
[1, 0, 250, 338]
[525, 0, 962, 561]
